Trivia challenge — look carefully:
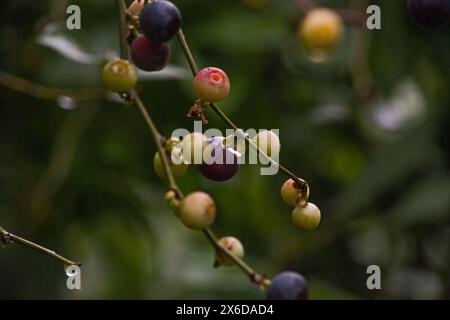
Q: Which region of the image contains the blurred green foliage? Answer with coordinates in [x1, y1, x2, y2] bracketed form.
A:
[0, 0, 449, 299]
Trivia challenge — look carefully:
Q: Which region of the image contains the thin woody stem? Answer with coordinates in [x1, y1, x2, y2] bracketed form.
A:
[203, 228, 253, 277]
[116, 0, 268, 286]
[133, 91, 182, 196]
[0, 71, 103, 101]
[0, 226, 79, 266]
[116, 0, 129, 59]
[176, 28, 309, 193]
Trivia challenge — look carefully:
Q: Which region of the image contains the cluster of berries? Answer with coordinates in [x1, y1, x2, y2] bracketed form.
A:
[101, 0, 316, 300]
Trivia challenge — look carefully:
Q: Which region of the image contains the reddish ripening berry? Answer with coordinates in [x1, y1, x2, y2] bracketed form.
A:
[280, 179, 301, 206]
[407, 0, 450, 28]
[199, 141, 239, 182]
[299, 8, 343, 62]
[266, 271, 308, 300]
[131, 35, 171, 72]
[255, 130, 280, 157]
[153, 152, 187, 180]
[179, 192, 216, 230]
[291, 202, 321, 230]
[215, 236, 245, 267]
[193, 67, 231, 103]
[102, 59, 137, 92]
[139, 1, 182, 43]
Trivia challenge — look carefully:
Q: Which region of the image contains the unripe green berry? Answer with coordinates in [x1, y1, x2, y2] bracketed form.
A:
[215, 236, 245, 267]
[179, 192, 216, 230]
[255, 130, 280, 157]
[102, 59, 137, 92]
[181, 132, 209, 164]
[193, 67, 231, 103]
[291, 202, 321, 230]
[281, 179, 301, 206]
[153, 152, 187, 180]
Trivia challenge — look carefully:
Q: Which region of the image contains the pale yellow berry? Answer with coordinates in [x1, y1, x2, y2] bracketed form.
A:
[291, 202, 321, 230]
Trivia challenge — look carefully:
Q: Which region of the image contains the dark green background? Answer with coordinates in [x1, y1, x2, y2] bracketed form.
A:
[0, 0, 449, 299]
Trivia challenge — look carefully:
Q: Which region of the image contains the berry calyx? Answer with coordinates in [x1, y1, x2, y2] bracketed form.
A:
[280, 179, 302, 206]
[266, 271, 308, 300]
[199, 139, 239, 182]
[299, 8, 343, 62]
[181, 132, 209, 164]
[291, 202, 321, 230]
[407, 0, 450, 28]
[179, 192, 216, 230]
[193, 67, 231, 103]
[255, 130, 280, 158]
[215, 236, 245, 267]
[131, 35, 171, 72]
[139, 1, 182, 43]
[102, 59, 137, 93]
[153, 151, 187, 180]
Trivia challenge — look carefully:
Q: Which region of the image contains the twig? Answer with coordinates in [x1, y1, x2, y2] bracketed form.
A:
[0, 226, 79, 266]
[116, 0, 269, 287]
[133, 91, 182, 197]
[176, 29, 309, 194]
[116, 0, 129, 60]
[0, 71, 104, 101]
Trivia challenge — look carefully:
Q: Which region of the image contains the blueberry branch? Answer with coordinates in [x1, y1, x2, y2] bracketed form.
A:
[0, 225, 80, 267]
[116, 0, 269, 288]
[175, 29, 309, 195]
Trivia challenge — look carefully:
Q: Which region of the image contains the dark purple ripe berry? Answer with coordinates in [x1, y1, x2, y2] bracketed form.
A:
[407, 0, 450, 28]
[139, 1, 182, 43]
[266, 271, 308, 300]
[199, 143, 239, 182]
[131, 35, 170, 71]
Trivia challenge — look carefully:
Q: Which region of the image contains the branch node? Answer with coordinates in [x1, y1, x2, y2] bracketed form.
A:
[187, 99, 209, 124]
[0, 230, 13, 246]
[250, 272, 271, 288]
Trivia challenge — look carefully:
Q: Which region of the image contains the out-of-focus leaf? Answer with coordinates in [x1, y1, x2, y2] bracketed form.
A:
[36, 33, 102, 65]
[387, 176, 450, 228]
[137, 66, 188, 81]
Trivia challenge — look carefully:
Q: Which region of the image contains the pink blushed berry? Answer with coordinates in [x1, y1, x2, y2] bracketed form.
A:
[193, 67, 231, 103]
